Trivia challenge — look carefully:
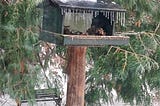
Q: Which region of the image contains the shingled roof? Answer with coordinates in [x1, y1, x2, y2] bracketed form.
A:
[50, 0, 126, 12]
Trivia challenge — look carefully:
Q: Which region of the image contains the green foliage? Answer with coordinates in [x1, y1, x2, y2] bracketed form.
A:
[86, 33, 160, 105]
[0, 0, 41, 103]
[85, 1, 160, 105]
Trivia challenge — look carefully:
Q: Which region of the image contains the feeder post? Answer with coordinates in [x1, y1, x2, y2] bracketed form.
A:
[66, 46, 87, 106]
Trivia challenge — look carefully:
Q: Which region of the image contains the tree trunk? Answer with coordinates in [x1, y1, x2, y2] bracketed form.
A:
[66, 46, 87, 106]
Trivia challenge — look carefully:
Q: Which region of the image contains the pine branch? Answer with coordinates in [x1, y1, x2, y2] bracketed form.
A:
[110, 46, 158, 66]
[37, 53, 51, 88]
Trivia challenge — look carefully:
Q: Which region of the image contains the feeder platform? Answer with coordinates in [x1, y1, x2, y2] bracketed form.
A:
[40, 33, 129, 46]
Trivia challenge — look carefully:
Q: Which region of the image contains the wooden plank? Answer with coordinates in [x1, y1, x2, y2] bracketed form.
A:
[40, 31, 64, 45]
[42, 0, 63, 34]
[40, 32, 129, 46]
[115, 32, 146, 36]
[63, 35, 129, 46]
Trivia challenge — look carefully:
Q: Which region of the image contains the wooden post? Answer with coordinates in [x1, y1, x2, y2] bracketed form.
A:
[66, 46, 87, 106]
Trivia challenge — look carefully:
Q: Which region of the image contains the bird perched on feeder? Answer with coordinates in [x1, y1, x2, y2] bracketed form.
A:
[87, 26, 106, 36]
[63, 26, 72, 34]
[95, 28, 106, 36]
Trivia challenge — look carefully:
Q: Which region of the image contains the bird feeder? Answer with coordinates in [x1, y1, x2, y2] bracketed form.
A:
[40, 0, 129, 46]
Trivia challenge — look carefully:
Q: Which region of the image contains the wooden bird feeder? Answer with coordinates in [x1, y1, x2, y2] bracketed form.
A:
[40, 0, 129, 46]
[39, 0, 129, 106]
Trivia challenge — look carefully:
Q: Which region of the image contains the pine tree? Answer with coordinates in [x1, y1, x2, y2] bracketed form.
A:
[0, 0, 41, 104]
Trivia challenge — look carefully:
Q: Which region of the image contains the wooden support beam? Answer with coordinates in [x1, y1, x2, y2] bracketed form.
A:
[66, 46, 87, 106]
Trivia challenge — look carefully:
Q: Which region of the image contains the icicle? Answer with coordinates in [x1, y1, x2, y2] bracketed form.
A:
[83, 12, 86, 31]
[105, 11, 107, 17]
[85, 13, 88, 31]
[77, 9, 79, 13]
[93, 11, 95, 17]
[64, 12, 71, 27]
[118, 12, 121, 24]
[95, 11, 98, 17]
[91, 10, 93, 15]
[106, 11, 108, 18]
[122, 12, 124, 26]
[123, 12, 125, 26]
[103, 11, 105, 16]
[94, 11, 97, 17]
[61, 8, 64, 15]
[116, 12, 118, 23]
[68, 8, 71, 13]
[83, 13, 86, 32]
[73, 9, 75, 14]
[86, 12, 93, 32]
[83, 10, 85, 14]
[64, 8, 68, 13]
[120, 12, 123, 26]
[112, 12, 115, 22]
[97, 11, 99, 16]
[90, 11, 93, 26]
[75, 13, 78, 25]
[72, 12, 75, 26]
[110, 12, 113, 25]
[64, 8, 67, 13]
[107, 11, 109, 19]
[63, 8, 65, 13]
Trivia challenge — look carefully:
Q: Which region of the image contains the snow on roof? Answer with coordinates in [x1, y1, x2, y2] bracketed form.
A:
[51, 0, 126, 12]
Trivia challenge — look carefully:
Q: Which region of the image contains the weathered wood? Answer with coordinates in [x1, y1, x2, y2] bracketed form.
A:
[115, 32, 146, 36]
[64, 35, 129, 46]
[42, 0, 63, 34]
[40, 31, 64, 45]
[66, 46, 87, 106]
[40, 32, 129, 46]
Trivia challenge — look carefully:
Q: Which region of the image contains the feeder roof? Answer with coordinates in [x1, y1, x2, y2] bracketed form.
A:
[51, 0, 126, 12]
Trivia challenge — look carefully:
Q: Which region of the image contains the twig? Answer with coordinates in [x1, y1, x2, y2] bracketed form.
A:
[37, 53, 51, 88]
[1, 99, 8, 106]
[155, 22, 160, 33]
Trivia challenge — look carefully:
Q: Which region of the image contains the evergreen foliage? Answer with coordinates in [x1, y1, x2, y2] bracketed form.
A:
[0, 0, 41, 103]
[86, 33, 160, 105]
[85, 0, 160, 105]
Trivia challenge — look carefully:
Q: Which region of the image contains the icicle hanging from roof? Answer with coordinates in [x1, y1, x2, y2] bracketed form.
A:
[63, 9, 93, 33]
[63, 9, 126, 27]
[115, 12, 126, 26]
[57, 0, 126, 27]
